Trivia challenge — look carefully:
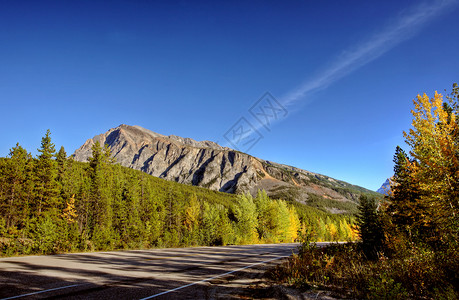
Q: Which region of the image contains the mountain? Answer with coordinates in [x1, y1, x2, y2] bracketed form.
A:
[73, 125, 380, 214]
[377, 178, 392, 195]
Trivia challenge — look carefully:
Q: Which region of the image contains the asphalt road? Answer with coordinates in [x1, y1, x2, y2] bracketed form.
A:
[0, 243, 299, 299]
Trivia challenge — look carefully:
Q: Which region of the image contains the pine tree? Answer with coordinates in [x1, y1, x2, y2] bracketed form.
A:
[357, 195, 384, 259]
[56, 146, 67, 167]
[1, 144, 30, 229]
[34, 129, 58, 216]
[87, 141, 114, 246]
[386, 146, 423, 240]
[55, 146, 70, 210]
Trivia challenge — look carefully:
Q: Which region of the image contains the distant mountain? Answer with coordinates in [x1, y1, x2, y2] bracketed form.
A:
[377, 178, 392, 195]
[73, 124, 380, 214]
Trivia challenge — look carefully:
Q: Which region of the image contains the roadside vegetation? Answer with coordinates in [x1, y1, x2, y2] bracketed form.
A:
[269, 84, 459, 299]
[0, 132, 356, 256]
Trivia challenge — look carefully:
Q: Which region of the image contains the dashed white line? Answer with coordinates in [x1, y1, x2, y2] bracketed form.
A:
[139, 255, 289, 300]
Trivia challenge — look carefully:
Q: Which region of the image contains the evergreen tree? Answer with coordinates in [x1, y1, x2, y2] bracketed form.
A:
[356, 195, 384, 259]
[1, 144, 30, 229]
[386, 146, 424, 241]
[55, 146, 70, 209]
[56, 146, 67, 167]
[34, 129, 58, 216]
[87, 141, 114, 246]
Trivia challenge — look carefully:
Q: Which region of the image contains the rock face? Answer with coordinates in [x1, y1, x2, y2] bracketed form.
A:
[73, 125, 377, 210]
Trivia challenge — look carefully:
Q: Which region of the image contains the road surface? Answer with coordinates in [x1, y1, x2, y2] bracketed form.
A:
[0, 243, 299, 299]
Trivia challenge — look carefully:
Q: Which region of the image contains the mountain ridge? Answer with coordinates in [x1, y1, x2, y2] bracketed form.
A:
[73, 124, 380, 213]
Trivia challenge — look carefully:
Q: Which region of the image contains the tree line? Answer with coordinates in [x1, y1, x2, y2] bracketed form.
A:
[0, 131, 356, 256]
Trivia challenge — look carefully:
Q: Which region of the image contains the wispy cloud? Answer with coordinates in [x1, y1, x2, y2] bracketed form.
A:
[281, 0, 458, 108]
[223, 0, 458, 151]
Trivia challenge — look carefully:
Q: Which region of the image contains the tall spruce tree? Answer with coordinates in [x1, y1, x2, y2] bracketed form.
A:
[56, 146, 67, 171]
[34, 129, 58, 216]
[2, 144, 30, 228]
[385, 145, 434, 246]
[87, 141, 114, 246]
[357, 195, 384, 259]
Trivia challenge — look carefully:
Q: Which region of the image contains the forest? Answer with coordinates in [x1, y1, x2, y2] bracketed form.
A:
[0, 133, 356, 256]
[271, 84, 459, 299]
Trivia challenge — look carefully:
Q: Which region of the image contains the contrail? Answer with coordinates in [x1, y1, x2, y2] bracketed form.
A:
[223, 0, 458, 151]
[281, 0, 458, 108]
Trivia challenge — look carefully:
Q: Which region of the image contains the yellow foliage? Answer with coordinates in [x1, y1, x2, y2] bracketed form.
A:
[349, 224, 359, 241]
[62, 194, 78, 223]
[184, 194, 200, 231]
[403, 91, 459, 232]
[287, 206, 300, 242]
[327, 223, 338, 241]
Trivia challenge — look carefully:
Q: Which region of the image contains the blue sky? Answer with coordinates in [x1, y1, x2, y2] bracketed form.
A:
[1, 0, 458, 191]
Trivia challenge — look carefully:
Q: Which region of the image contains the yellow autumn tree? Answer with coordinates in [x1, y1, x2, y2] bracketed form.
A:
[326, 222, 338, 241]
[402, 90, 459, 243]
[287, 206, 300, 242]
[62, 194, 78, 223]
[234, 194, 259, 244]
[348, 222, 359, 241]
[184, 194, 201, 231]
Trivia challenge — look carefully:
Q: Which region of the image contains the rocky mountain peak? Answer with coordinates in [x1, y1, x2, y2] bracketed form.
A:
[377, 178, 393, 195]
[73, 125, 379, 213]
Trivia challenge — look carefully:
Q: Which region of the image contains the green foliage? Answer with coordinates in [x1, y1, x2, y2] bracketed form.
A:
[268, 185, 300, 203]
[233, 193, 258, 244]
[0, 144, 31, 229]
[306, 193, 359, 215]
[253, 190, 299, 243]
[356, 195, 384, 259]
[34, 129, 59, 217]
[0, 130, 358, 257]
[30, 215, 61, 254]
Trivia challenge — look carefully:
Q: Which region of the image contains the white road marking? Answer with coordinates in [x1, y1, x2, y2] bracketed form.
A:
[139, 254, 290, 300]
[0, 244, 298, 300]
[0, 284, 81, 300]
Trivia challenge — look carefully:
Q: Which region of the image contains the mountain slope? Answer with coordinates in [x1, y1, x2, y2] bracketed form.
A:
[73, 124, 380, 214]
